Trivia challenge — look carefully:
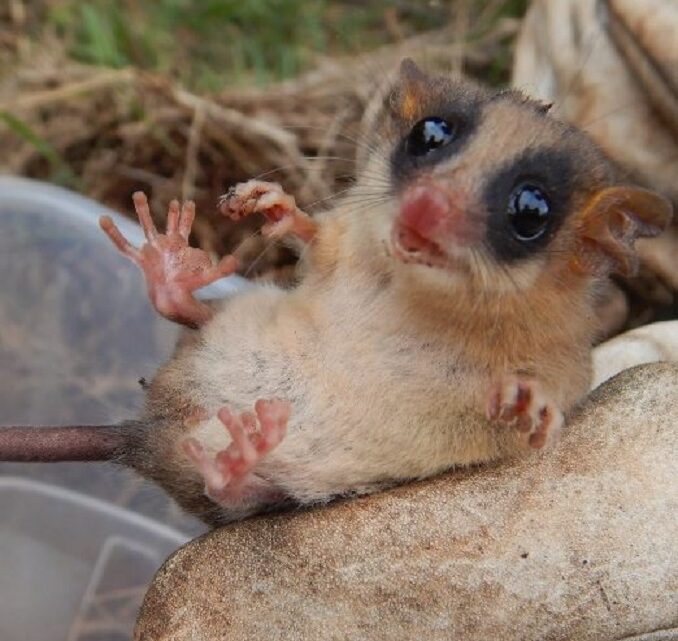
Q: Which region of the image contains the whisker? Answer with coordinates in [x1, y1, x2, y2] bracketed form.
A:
[304, 185, 390, 212]
[579, 100, 645, 129]
[551, 26, 603, 118]
[243, 237, 278, 279]
[281, 124, 392, 171]
[240, 155, 380, 185]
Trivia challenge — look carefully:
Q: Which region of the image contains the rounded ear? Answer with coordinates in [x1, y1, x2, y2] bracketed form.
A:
[398, 58, 428, 84]
[388, 58, 429, 123]
[572, 186, 673, 277]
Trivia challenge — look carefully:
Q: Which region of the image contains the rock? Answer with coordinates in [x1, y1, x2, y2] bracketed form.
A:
[606, 0, 678, 136]
[592, 321, 678, 388]
[135, 363, 678, 641]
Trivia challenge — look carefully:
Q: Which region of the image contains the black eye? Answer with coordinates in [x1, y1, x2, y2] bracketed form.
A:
[507, 184, 551, 241]
[406, 117, 455, 156]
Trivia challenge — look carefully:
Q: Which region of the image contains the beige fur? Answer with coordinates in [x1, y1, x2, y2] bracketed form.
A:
[133, 64, 670, 526]
[143, 210, 596, 522]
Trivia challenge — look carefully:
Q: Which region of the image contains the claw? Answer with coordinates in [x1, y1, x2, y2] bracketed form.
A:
[487, 377, 563, 450]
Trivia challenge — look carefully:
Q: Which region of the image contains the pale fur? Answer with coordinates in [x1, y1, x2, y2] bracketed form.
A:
[145, 193, 597, 522]
[133, 71, 665, 526]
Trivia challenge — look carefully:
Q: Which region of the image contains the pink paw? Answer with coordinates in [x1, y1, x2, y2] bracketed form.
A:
[486, 378, 563, 449]
[219, 180, 317, 242]
[100, 192, 238, 327]
[219, 180, 294, 222]
[182, 398, 291, 503]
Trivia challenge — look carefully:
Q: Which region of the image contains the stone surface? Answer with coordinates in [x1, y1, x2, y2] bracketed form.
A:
[592, 321, 678, 388]
[135, 363, 678, 641]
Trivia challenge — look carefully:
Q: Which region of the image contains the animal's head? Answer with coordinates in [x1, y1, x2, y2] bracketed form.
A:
[353, 59, 672, 296]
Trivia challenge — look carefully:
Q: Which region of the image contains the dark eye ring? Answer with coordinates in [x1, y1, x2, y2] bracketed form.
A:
[406, 117, 455, 157]
[507, 183, 551, 242]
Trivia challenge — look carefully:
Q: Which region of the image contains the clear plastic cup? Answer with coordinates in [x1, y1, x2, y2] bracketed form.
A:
[0, 477, 187, 641]
[0, 176, 246, 639]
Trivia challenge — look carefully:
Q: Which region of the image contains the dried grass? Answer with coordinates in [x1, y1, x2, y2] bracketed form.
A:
[0, 12, 520, 278]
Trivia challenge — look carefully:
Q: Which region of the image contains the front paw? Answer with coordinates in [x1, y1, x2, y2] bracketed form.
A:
[219, 180, 317, 242]
[485, 377, 564, 449]
[219, 180, 295, 223]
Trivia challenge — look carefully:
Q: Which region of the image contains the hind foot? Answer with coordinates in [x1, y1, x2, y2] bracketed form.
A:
[182, 398, 291, 504]
[486, 377, 564, 449]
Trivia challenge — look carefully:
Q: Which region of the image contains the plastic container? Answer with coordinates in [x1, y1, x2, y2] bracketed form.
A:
[0, 176, 246, 639]
[0, 477, 187, 641]
[0, 175, 246, 430]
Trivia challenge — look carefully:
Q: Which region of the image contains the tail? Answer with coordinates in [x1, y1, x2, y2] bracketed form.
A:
[0, 425, 128, 462]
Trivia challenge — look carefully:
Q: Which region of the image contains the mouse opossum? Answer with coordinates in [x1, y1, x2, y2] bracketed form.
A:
[1, 60, 671, 527]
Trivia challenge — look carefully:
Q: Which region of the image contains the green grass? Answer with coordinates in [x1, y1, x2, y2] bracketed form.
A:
[2, 1, 529, 189]
[41, 1, 529, 92]
[45, 0, 445, 92]
[0, 111, 78, 187]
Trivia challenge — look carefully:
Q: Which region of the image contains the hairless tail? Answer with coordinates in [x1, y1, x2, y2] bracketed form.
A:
[0, 425, 126, 462]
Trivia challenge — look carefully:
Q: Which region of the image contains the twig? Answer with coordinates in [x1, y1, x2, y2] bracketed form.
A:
[174, 88, 297, 151]
[178, 88, 331, 201]
[0, 68, 136, 111]
[182, 102, 206, 201]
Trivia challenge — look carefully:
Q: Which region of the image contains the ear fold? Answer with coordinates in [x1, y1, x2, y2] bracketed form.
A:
[572, 186, 673, 277]
[389, 58, 429, 122]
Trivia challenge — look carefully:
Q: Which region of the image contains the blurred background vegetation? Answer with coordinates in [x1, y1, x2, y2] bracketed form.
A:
[5, 0, 528, 89]
[0, 0, 529, 276]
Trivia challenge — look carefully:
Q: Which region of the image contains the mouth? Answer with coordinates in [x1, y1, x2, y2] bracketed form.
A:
[390, 181, 476, 271]
[390, 222, 452, 269]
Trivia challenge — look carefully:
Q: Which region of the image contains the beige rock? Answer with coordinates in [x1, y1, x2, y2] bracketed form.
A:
[135, 363, 678, 641]
[607, 0, 678, 136]
[592, 320, 678, 388]
[637, 229, 678, 292]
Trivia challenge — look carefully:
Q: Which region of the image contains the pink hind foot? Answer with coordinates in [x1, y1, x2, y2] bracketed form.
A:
[182, 398, 291, 505]
[486, 377, 564, 449]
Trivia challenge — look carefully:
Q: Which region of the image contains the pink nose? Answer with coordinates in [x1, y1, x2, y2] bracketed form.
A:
[399, 183, 479, 247]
